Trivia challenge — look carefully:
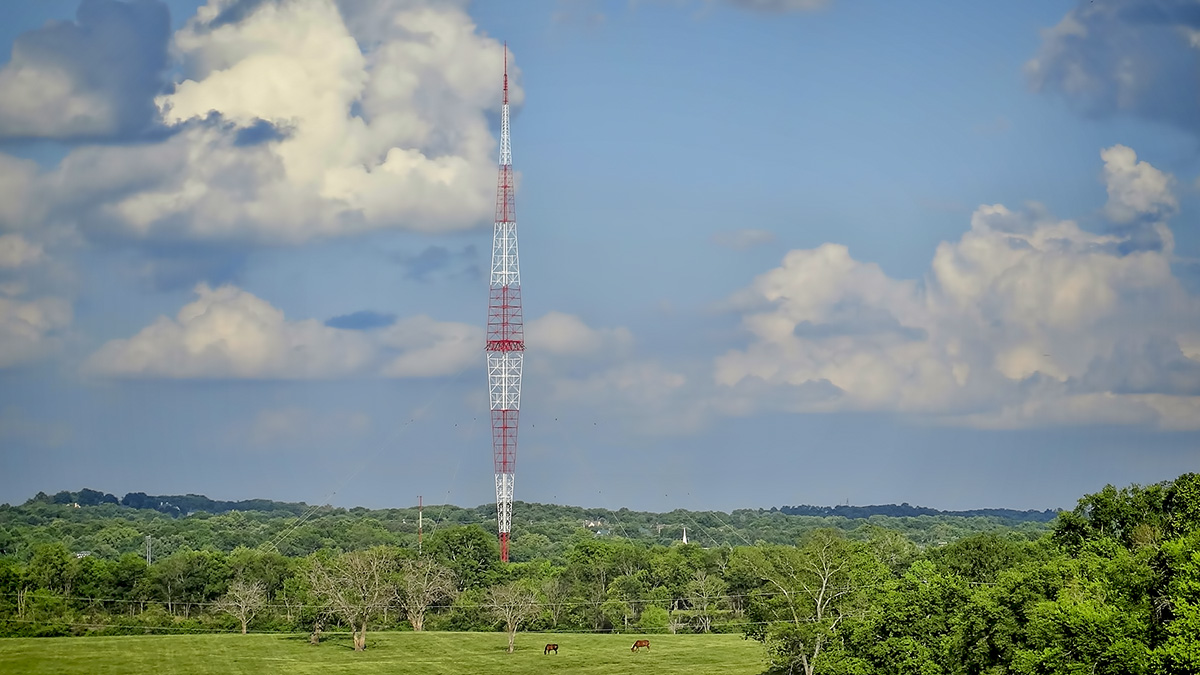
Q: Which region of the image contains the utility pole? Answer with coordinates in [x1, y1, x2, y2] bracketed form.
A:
[418, 495, 423, 555]
[486, 42, 525, 563]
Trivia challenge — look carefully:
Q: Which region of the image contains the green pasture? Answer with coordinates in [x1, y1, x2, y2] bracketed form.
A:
[0, 631, 767, 674]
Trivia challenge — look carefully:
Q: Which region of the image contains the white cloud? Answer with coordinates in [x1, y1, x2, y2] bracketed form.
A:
[0, 0, 170, 140]
[0, 296, 72, 368]
[0, 154, 41, 230]
[84, 283, 635, 382]
[84, 283, 377, 378]
[9, 0, 518, 243]
[711, 228, 777, 250]
[0, 234, 45, 268]
[1100, 144, 1177, 224]
[947, 393, 1200, 432]
[715, 146, 1200, 430]
[378, 316, 481, 378]
[526, 311, 634, 357]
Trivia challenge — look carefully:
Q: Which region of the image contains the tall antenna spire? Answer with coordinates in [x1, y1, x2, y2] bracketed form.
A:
[487, 41, 523, 562]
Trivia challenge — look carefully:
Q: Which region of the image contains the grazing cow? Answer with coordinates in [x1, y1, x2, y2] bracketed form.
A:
[631, 639, 650, 652]
[544, 643, 559, 655]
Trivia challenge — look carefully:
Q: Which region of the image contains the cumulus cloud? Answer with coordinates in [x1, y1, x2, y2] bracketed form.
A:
[0, 234, 46, 269]
[7, 0, 518, 243]
[378, 315, 480, 378]
[0, 155, 42, 231]
[0, 0, 170, 140]
[526, 311, 634, 358]
[0, 296, 72, 368]
[715, 145, 1200, 430]
[84, 283, 635, 381]
[1026, 0, 1200, 136]
[1101, 144, 1177, 225]
[84, 283, 377, 378]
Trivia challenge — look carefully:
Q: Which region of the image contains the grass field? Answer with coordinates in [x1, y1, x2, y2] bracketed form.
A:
[0, 631, 769, 674]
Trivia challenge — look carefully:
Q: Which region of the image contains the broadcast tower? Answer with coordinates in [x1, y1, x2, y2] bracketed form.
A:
[486, 44, 523, 562]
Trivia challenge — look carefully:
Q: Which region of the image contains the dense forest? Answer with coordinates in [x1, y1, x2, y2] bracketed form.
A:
[1, 475, 1197, 674]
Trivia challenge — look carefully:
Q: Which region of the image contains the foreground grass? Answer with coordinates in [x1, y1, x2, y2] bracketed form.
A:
[0, 631, 767, 675]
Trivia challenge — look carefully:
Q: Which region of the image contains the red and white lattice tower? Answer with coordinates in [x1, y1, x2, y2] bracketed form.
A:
[486, 44, 523, 563]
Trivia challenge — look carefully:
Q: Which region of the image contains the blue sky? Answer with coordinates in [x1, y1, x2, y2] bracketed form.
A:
[1, 0, 1198, 515]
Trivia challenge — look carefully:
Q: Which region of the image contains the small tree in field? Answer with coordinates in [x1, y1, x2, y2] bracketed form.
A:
[488, 580, 540, 653]
[306, 548, 397, 651]
[213, 580, 267, 634]
[396, 557, 457, 631]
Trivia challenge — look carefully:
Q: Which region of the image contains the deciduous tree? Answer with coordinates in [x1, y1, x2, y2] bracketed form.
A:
[734, 529, 888, 675]
[396, 557, 456, 631]
[213, 579, 267, 634]
[488, 580, 540, 653]
[305, 548, 396, 651]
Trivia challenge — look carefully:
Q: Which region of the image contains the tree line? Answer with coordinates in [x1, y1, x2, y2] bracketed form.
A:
[1, 494, 1050, 563]
[31, 488, 1056, 523]
[1, 474, 1196, 674]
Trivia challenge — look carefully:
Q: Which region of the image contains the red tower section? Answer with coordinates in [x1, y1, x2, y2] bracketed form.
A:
[486, 44, 523, 562]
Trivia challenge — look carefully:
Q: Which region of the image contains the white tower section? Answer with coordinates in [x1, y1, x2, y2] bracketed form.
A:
[486, 43, 523, 562]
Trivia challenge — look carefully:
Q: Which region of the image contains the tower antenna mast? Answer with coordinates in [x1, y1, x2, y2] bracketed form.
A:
[486, 41, 524, 562]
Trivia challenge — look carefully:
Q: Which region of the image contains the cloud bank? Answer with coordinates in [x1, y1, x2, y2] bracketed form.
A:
[716, 145, 1200, 430]
[1, 0, 519, 243]
[85, 284, 634, 382]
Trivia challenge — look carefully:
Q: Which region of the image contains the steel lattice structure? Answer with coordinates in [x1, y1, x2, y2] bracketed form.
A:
[486, 44, 523, 563]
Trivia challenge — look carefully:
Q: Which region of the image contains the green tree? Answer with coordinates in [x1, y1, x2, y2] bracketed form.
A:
[27, 543, 72, 595]
[1164, 473, 1200, 538]
[427, 525, 500, 591]
[1153, 532, 1200, 673]
[638, 605, 670, 633]
[841, 559, 969, 675]
[735, 530, 888, 675]
[929, 531, 1042, 583]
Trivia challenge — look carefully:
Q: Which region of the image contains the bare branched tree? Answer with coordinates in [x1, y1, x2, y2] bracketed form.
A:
[540, 576, 569, 627]
[686, 570, 728, 634]
[488, 581, 540, 653]
[213, 580, 267, 634]
[396, 557, 457, 631]
[305, 548, 397, 652]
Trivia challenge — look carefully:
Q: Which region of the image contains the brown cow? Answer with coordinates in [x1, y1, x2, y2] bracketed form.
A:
[631, 639, 650, 651]
[544, 643, 559, 655]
